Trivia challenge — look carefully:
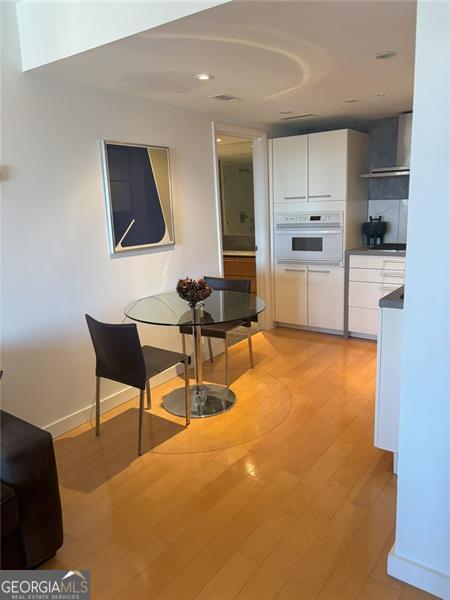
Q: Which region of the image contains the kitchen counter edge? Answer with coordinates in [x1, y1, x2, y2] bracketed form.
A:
[379, 285, 404, 310]
[223, 250, 256, 257]
[346, 247, 406, 257]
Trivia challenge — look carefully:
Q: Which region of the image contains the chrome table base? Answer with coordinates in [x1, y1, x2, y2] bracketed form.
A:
[163, 383, 236, 418]
[162, 307, 237, 419]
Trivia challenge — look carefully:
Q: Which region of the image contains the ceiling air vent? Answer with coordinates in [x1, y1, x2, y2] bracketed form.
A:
[280, 113, 319, 121]
[209, 94, 242, 103]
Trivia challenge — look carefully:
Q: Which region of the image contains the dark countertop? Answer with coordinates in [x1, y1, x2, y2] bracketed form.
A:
[347, 246, 406, 257]
[223, 250, 256, 257]
[379, 285, 404, 309]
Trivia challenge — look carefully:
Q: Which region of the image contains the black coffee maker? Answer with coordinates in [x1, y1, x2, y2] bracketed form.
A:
[362, 216, 388, 247]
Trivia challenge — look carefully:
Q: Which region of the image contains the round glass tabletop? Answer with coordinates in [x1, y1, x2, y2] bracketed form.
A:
[124, 291, 266, 327]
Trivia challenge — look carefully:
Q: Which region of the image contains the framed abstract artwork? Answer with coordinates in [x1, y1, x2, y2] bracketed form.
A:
[101, 141, 175, 254]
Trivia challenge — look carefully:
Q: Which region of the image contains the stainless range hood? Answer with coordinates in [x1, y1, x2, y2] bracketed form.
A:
[361, 112, 412, 178]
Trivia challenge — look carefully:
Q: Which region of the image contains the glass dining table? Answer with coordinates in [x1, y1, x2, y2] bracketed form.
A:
[124, 290, 266, 418]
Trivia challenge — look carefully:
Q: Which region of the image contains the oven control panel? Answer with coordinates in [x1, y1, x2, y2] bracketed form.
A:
[275, 212, 343, 226]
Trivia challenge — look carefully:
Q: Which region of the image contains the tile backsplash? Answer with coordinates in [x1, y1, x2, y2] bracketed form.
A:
[367, 199, 408, 243]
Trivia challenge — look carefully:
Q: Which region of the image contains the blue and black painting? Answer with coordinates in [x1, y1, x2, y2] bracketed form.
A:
[106, 144, 166, 249]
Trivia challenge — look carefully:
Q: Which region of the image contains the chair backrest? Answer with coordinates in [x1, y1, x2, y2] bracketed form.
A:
[85, 314, 147, 390]
[204, 276, 251, 294]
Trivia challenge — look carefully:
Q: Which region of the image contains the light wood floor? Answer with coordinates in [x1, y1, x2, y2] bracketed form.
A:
[43, 328, 436, 600]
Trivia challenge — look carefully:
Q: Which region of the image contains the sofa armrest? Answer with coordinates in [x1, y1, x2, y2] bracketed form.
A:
[1, 482, 20, 537]
[0, 410, 63, 567]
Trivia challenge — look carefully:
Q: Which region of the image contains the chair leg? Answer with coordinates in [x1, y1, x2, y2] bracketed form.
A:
[95, 376, 101, 436]
[207, 337, 214, 363]
[146, 379, 151, 410]
[182, 333, 187, 356]
[184, 360, 190, 426]
[138, 389, 145, 456]
[248, 329, 255, 369]
[224, 335, 229, 388]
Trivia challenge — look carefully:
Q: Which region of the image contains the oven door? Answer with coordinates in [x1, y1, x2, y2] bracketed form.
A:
[275, 227, 343, 264]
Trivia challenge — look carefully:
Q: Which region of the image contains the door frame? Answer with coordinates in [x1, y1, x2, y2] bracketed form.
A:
[211, 121, 274, 330]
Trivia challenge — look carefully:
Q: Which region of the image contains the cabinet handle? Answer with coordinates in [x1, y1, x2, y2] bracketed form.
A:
[381, 271, 404, 278]
[309, 194, 332, 198]
[285, 268, 306, 272]
[284, 195, 306, 200]
[309, 269, 331, 273]
[382, 260, 404, 267]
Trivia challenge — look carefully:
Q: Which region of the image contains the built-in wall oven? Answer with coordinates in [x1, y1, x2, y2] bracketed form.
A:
[274, 212, 343, 264]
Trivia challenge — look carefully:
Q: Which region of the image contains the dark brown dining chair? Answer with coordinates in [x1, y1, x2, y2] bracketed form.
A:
[179, 276, 255, 387]
[86, 314, 190, 456]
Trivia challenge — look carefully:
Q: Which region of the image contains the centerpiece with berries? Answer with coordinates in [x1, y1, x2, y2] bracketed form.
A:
[176, 277, 212, 308]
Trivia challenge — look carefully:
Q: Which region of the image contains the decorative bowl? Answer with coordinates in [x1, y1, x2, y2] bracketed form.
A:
[176, 277, 212, 308]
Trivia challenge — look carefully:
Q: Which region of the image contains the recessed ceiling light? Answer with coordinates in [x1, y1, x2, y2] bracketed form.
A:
[375, 50, 396, 60]
[373, 92, 385, 97]
[196, 73, 214, 81]
[216, 138, 222, 143]
[344, 98, 358, 103]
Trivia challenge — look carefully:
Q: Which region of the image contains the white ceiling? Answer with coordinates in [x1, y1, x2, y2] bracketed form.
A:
[38, 0, 417, 128]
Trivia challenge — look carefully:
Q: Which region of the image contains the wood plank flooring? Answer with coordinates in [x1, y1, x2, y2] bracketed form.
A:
[43, 328, 436, 599]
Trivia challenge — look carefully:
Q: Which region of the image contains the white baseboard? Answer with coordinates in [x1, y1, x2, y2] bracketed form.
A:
[388, 544, 450, 599]
[44, 365, 182, 438]
[276, 322, 344, 337]
[348, 331, 377, 341]
[44, 332, 261, 439]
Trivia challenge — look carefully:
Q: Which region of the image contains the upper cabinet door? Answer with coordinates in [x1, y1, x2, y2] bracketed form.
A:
[272, 136, 308, 203]
[308, 130, 348, 201]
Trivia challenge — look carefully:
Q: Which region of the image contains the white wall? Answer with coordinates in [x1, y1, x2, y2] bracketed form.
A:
[388, 1, 450, 598]
[1, 6, 228, 435]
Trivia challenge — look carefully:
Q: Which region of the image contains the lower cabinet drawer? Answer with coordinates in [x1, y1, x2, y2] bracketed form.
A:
[349, 281, 402, 310]
[349, 307, 379, 336]
[349, 268, 405, 285]
[349, 255, 405, 271]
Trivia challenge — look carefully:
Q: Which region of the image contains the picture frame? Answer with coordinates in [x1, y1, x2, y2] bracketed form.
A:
[101, 140, 175, 254]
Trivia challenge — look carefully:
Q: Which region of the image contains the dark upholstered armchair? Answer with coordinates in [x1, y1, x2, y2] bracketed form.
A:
[0, 409, 64, 569]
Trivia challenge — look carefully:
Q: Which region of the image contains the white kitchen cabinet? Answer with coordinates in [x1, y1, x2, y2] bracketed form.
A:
[274, 264, 307, 325]
[349, 255, 405, 271]
[308, 130, 348, 202]
[348, 307, 379, 337]
[349, 267, 405, 285]
[308, 266, 344, 330]
[272, 129, 365, 204]
[349, 281, 402, 310]
[375, 305, 403, 457]
[272, 136, 308, 204]
[348, 254, 405, 339]
[275, 264, 344, 332]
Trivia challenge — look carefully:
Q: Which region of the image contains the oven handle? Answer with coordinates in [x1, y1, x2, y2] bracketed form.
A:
[275, 228, 342, 234]
[276, 260, 342, 267]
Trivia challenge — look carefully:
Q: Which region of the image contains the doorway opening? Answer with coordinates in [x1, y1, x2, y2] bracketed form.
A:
[216, 133, 257, 294]
[212, 122, 272, 330]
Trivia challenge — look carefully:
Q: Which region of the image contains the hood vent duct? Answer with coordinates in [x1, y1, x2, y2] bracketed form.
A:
[361, 112, 412, 178]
